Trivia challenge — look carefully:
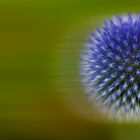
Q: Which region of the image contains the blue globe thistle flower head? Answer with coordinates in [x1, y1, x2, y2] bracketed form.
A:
[81, 14, 140, 120]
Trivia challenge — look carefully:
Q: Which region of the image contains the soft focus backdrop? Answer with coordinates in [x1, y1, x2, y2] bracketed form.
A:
[1, 0, 140, 139]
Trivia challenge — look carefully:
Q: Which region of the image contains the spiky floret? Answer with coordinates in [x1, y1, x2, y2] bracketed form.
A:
[81, 14, 140, 120]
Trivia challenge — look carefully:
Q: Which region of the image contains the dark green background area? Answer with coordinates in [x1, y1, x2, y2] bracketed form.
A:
[0, 0, 140, 139]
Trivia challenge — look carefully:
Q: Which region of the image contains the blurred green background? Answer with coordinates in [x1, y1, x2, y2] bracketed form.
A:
[1, 0, 140, 139]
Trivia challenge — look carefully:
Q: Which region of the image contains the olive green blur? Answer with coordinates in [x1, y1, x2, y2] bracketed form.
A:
[0, 0, 140, 139]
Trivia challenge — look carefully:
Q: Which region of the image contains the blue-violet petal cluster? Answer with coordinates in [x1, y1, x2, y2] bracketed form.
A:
[81, 14, 140, 120]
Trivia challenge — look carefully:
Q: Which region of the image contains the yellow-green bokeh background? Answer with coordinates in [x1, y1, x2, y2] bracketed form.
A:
[1, 0, 140, 139]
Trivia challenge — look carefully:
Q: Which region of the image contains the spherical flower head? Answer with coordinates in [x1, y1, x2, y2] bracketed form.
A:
[81, 14, 140, 120]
